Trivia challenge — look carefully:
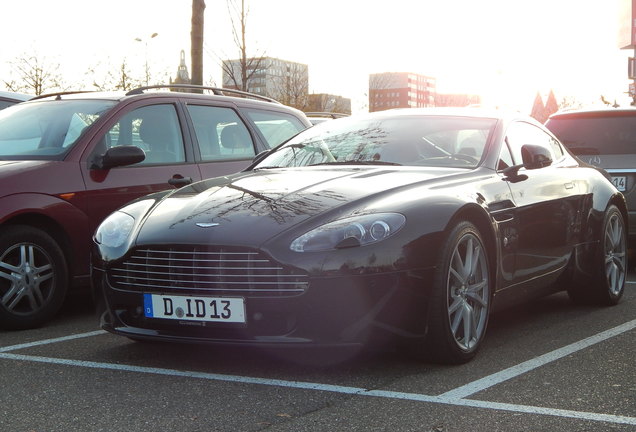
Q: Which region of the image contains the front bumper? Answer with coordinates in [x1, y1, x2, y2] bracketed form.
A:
[92, 266, 434, 349]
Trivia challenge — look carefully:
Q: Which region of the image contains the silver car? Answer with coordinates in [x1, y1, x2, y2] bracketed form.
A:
[545, 108, 636, 240]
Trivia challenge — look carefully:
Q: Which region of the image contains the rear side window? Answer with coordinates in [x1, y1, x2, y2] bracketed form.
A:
[187, 105, 256, 161]
[244, 108, 307, 148]
[546, 114, 636, 155]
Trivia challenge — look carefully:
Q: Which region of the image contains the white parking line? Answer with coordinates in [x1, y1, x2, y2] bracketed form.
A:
[0, 330, 106, 353]
[0, 350, 634, 426]
[1, 319, 636, 426]
[440, 319, 636, 399]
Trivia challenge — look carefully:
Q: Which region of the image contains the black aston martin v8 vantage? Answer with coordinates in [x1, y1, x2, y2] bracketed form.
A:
[92, 108, 627, 364]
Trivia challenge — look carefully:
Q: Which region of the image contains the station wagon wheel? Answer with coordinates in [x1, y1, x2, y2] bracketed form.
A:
[421, 221, 491, 364]
[0, 225, 68, 329]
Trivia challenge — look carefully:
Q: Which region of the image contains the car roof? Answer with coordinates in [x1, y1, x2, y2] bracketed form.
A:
[548, 106, 636, 119]
[0, 91, 32, 102]
[361, 107, 535, 124]
[22, 85, 310, 120]
[28, 85, 292, 107]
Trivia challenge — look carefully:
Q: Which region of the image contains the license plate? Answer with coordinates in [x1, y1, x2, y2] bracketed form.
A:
[611, 176, 626, 192]
[144, 293, 245, 323]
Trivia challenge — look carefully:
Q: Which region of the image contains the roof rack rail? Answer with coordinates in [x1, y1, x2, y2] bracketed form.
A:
[126, 84, 281, 103]
[30, 91, 96, 101]
[304, 112, 349, 118]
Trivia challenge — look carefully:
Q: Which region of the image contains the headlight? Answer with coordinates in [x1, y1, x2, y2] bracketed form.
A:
[95, 211, 135, 248]
[94, 199, 155, 255]
[290, 213, 406, 252]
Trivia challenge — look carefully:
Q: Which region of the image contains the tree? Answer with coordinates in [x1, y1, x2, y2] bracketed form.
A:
[88, 59, 139, 91]
[3, 53, 66, 95]
[87, 58, 169, 92]
[544, 89, 559, 118]
[600, 95, 620, 108]
[271, 62, 309, 110]
[530, 91, 547, 123]
[306, 93, 351, 114]
[558, 95, 583, 110]
[435, 93, 481, 108]
[191, 0, 205, 86]
[221, 0, 266, 92]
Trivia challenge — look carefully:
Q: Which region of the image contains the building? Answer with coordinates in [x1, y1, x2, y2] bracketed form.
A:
[222, 56, 309, 109]
[169, 50, 191, 90]
[306, 93, 352, 114]
[368, 72, 436, 112]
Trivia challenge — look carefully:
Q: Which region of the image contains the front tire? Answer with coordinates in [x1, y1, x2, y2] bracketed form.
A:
[418, 221, 491, 364]
[0, 225, 68, 329]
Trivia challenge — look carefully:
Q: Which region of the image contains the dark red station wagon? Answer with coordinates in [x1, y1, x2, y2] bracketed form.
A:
[0, 85, 311, 329]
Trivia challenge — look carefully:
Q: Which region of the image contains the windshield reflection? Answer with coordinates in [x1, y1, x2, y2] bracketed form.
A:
[256, 114, 497, 169]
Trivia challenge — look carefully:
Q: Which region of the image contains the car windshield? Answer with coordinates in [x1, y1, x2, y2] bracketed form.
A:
[255, 114, 496, 169]
[0, 99, 116, 160]
[546, 114, 636, 155]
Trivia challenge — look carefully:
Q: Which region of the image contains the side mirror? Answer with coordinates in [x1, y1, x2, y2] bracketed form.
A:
[91, 146, 146, 170]
[521, 144, 552, 170]
[500, 144, 553, 180]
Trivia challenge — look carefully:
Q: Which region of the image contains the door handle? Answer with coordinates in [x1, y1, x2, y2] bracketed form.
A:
[168, 176, 193, 187]
[564, 182, 575, 190]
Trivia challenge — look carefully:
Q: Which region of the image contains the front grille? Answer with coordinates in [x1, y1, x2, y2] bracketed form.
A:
[108, 246, 308, 297]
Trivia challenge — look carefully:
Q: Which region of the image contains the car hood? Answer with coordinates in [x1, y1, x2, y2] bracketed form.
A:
[134, 166, 467, 247]
[0, 160, 49, 174]
[0, 160, 63, 195]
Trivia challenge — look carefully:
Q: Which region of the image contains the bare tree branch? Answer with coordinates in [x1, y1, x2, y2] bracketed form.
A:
[4, 53, 67, 95]
[223, 0, 266, 92]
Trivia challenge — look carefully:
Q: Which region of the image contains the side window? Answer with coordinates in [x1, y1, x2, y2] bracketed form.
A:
[187, 105, 256, 161]
[548, 135, 564, 159]
[505, 122, 556, 167]
[100, 104, 185, 165]
[244, 108, 307, 148]
[497, 140, 514, 171]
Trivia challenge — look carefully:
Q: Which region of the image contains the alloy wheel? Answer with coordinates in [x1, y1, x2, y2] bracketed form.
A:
[604, 212, 626, 296]
[0, 242, 55, 316]
[447, 232, 490, 351]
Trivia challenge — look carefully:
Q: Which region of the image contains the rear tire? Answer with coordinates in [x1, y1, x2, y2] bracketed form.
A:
[0, 225, 68, 329]
[568, 205, 626, 306]
[414, 221, 491, 364]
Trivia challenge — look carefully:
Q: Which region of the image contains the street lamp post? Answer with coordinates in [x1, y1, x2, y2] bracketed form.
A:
[134, 33, 159, 86]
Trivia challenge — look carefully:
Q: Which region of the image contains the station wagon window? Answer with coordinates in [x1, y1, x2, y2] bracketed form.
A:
[187, 105, 256, 161]
[98, 104, 186, 165]
[243, 108, 307, 147]
[0, 100, 114, 159]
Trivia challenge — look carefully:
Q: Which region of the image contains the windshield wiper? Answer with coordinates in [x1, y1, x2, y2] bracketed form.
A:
[253, 165, 286, 170]
[309, 160, 402, 166]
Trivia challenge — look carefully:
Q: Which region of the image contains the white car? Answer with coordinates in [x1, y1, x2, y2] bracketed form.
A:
[0, 91, 31, 110]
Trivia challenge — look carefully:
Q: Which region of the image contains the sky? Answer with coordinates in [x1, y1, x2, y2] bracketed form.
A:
[1, 0, 633, 113]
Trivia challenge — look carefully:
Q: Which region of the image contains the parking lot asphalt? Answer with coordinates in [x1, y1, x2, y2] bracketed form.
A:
[1, 277, 635, 432]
